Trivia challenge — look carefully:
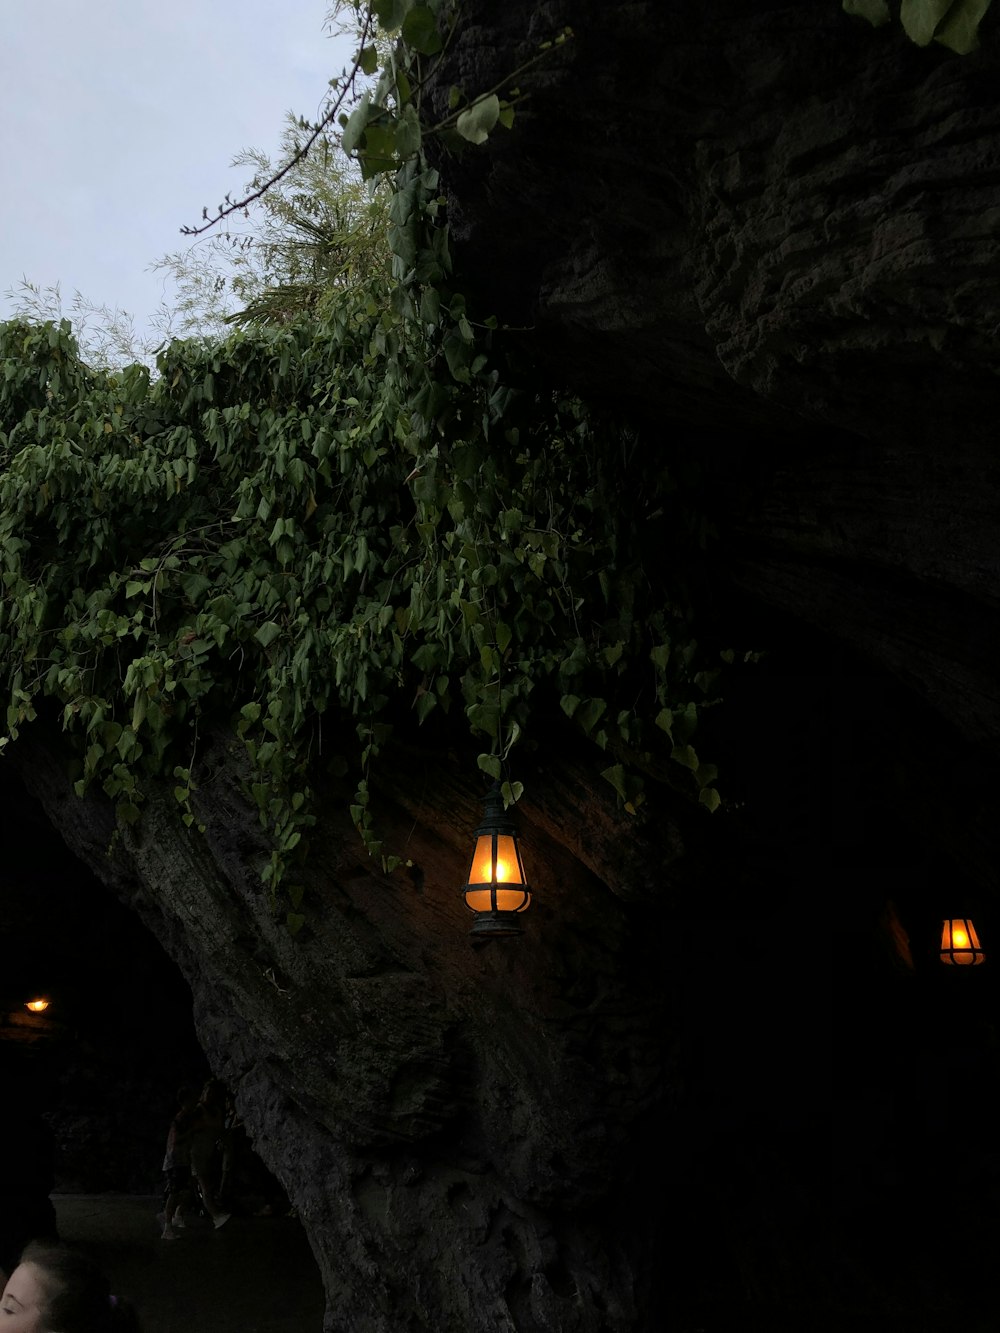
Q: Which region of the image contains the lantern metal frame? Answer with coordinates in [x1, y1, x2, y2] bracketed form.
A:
[940, 916, 985, 967]
[461, 782, 532, 938]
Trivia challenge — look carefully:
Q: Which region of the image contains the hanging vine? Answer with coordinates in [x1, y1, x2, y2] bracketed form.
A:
[0, 0, 726, 926]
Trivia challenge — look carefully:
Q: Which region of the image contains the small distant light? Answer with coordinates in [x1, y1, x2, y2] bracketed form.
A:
[25, 998, 50, 1013]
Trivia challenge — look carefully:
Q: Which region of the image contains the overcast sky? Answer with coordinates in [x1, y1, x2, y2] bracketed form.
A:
[0, 1, 353, 348]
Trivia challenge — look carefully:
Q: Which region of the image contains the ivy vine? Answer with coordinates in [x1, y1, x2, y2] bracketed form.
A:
[0, 0, 725, 925]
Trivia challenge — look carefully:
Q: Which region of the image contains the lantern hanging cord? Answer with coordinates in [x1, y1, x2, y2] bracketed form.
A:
[480, 593, 519, 804]
[486, 595, 508, 781]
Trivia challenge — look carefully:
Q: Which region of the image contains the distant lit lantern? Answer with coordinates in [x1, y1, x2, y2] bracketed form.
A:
[461, 783, 531, 937]
[25, 998, 50, 1013]
[940, 918, 985, 966]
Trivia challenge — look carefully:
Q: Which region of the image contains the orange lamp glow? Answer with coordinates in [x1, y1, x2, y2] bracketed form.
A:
[25, 998, 50, 1013]
[940, 918, 985, 966]
[462, 784, 531, 937]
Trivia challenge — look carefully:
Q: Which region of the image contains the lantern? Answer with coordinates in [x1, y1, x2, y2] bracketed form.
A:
[25, 998, 50, 1013]
[462, 783, 531, 937]
[940, 918, 985, 966]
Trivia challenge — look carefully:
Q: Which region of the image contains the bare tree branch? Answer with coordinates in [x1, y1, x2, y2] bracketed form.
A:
[180, 9, 374, 237]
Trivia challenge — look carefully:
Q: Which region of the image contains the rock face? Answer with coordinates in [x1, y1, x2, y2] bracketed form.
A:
[7, 4, 1000, 1330]
[428, 0, 1000, 870]
[13, 725, 683, 1332]
[427, 0, 1000, 838]
[420, 3, 1000, 1325]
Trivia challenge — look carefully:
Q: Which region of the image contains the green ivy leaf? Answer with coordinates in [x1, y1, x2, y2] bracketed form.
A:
[477, 753, 501, 779]
[401, 4, 443, 55]
[394, 104, 422, 158]
[456, 95, 501, 146]
[671, 744, 699, 771]
[359, 123, 398, 179]
[842, 0, 891, 25]
[900, 0, 956, 43]
[415, 692, 437, 723]
[576, 698, 607, 735]
[372, 0, 413, 33]
[341, 94, 371, 156]
[359, 44, 379, 75]
[671, 702, 698, 744]
[255, 621, 281, 648]
[934, 0, 992, 50]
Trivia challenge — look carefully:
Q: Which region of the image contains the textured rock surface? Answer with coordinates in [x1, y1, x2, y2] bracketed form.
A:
[427, 0, 1000, 785]
[13, 727, 682, 1331]
[431, 1, 1000, 435]
[6, 4, 1000, 1330]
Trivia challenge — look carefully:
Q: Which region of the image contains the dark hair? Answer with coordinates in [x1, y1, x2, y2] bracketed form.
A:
[175, 1082, 199, 1108]
[199, 1078, 227, 1112]
[20, 1242, 141, 1333]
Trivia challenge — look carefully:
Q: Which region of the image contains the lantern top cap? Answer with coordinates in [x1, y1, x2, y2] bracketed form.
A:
[474, 781, 518, 836]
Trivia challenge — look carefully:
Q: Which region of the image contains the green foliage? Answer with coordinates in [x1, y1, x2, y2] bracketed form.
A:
[843, 0, 993, 51]
[333, 0, 571, 179]
[154, 117, 393, 339]
[0, 1, 722, 910]
[2, 278, 176, 371]
[0, 305, 713, 889]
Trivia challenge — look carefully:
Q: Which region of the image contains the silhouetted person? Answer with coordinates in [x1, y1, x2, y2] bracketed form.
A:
[189, 1078, 230, 1230]
[158, 1083, 199, 1241]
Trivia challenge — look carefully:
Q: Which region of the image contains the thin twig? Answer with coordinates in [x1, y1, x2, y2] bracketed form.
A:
[180, 10, 374, 238]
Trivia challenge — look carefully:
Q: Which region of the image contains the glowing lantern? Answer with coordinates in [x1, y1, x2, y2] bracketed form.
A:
[25, 998, 50, 1013]
[940, 918, 985, 966]
[462, 783, 531, 937]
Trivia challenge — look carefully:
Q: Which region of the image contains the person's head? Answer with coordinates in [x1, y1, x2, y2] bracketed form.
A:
[175, 1082, 199, 1113]
[199, 1078, 226, 1111]
[0, 1242, 141, 1333]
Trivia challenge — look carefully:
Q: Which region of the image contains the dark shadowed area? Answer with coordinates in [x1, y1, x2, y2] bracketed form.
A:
[52, 1195, 324, 1333]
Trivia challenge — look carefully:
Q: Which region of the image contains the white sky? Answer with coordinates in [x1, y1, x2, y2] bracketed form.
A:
[0, 0, 354, 345]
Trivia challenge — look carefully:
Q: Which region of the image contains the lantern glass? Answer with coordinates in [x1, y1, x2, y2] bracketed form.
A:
[940, 917, 985, 966]
[465, 832, 530, 915]
[468, 834, 524, 886]
[25, 998, 49, 1013]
